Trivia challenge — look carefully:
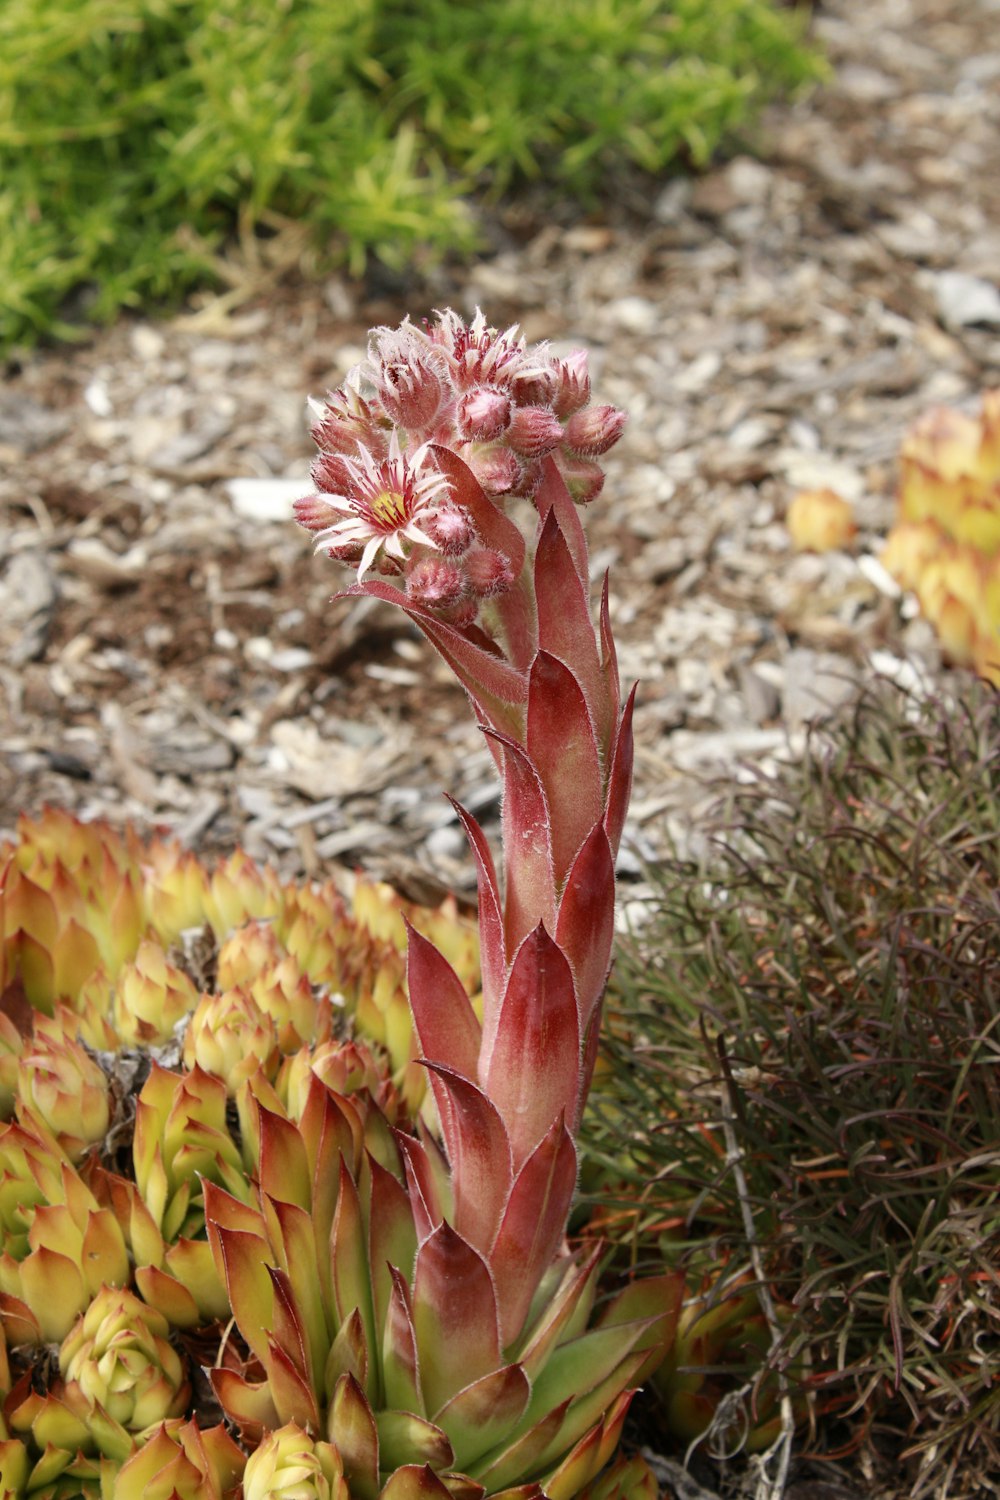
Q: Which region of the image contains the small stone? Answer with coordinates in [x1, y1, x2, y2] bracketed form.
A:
[607, 297, 658, 336]
[932, 270, 1000, 329]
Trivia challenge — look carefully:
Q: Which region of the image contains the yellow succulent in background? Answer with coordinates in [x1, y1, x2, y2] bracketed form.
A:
[884, 389, 1000, 683]
[786, 487, 856, 553]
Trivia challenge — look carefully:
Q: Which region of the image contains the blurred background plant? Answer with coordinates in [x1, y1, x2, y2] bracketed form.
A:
[883, 390, 1000, 687]
[581, 675, 1000, 1499]
[0, 0, 821, 351]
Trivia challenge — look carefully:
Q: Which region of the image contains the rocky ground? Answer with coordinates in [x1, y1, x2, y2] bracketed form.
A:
[1, 2, 999, 1496]
[2, 0, 999, 914]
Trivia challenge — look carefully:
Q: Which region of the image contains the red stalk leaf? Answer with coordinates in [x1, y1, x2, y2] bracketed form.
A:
[429, 445, 527, 577]
[406, 922, 482, 1084]
[412, 1222, 502, 1417]
[445, 796, 505, 1021]
[421, 1062, 513, 1255]
[483, 730, 556, 957]
[483, 925, 580, 1171]
[554, 820, 615, 1036]
[340, 581, 527, 738]
[598, 573, 621, 728]
[489, 1116, 577, 1348]
[603, 684, 636, 857]
[383, 1265, 424, 1415]
[526, 652, 602, 888]
[533, 511, 609, 752]
[535, 457, 589, 589]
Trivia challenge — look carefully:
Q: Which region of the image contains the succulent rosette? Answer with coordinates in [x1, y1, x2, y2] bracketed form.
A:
[59, 1286, 190, 1435]
[0, 1123, 129, 1343]
[884, 389, 1000, 682]
[14, 1028, 110, 1163]
[109, 1419, 246, 1500]
[111, 939, 199, 1046]
[241, 1424, 345, 1500]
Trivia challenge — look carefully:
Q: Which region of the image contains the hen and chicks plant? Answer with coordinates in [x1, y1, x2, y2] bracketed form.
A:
[0, 311, 677, 1498]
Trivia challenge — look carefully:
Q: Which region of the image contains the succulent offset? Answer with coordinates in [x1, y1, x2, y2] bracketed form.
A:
[0, 310, 678, 1497]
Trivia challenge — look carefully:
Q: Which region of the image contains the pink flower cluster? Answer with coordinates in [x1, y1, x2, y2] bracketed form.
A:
[295, 309, 625, 621]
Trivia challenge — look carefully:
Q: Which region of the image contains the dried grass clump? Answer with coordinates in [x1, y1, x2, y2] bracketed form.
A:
[586, 678, 1000, 1498]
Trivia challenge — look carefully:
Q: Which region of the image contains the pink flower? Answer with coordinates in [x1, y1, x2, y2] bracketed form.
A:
[306, 432, 452, 581]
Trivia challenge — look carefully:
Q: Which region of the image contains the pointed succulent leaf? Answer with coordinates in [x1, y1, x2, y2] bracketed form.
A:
[519, 1321, 649, 1433]
[433, 1363, 531, 1472]
[368, 1152, 418, 1337]
[542, 1391, 634, 1500]
[395, 1133, 444, 1244]
[258, 1101, 312, 1209]
[528, 1352, 647, 1480]
[471, 1400, 570, 1489]
[380, 1464, 456, 1500]
[332, 1156, 376, 1360]
[209, 1364, 281, 1439]
[526, 652, 602, 887]
[421, 1063, 512, 1256]
[484, 926, 580, 1170]
[513, 1248, 603, 1380]
[595, 1272, 685, 1382]
[207, 1221, 274, 1366]
[327, 1304, 370, 1395]
[490, 1115, 577, 1347]
[265, 1332, 323, 1430]
[412, 1221, 501, 1417]
[329, 1372, 380, 1500]
[406, 924, 482, 1085]
[376, 1408, 455, 1471]
[445, 798, 505, 1016]
[383, 1265, 424, 1415]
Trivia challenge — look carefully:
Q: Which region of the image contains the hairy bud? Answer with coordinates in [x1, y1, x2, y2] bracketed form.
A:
[456, 385, 512, 442]
[405, 556, 467, 608]
[563, 403, 627, 457]
[506, 404, 565, 458]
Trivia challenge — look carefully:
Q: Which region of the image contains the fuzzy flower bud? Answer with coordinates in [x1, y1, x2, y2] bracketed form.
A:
[464, 547, 514, 599]
[405, 556, 467, 609]
[506, 404, 565, 458]
[310, 451, 355, 495]
[461, 443, 524, 496]
[242, 1424, 345, 1500]
[456, 385, 512, 442]
[112, 939, 199, 1046]
[309, 386, 384, 458]
[552, 349, 592, 418]
[420, 503, 476, 555]
[510, 363, 560, 408]
[60, 1286, 190, 1432]
[15, 1030, 110, 1162]
[562, 402, 627, 457]
[556, 452, 605, 504]
[375, 353, 444, 429]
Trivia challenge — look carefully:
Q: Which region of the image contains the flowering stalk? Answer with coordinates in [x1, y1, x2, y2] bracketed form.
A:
[204, 309, 680, 1497]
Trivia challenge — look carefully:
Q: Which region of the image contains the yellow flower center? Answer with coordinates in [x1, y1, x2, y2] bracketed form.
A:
[369, 487, 407, 527]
